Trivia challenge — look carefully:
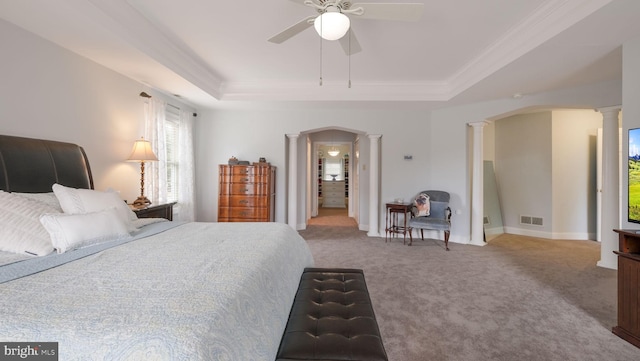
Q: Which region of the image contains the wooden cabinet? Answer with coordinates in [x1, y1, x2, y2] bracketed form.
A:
[613, 229, 640, 348]
[322, 180, 345, 208]
[218, 164, 275, 222]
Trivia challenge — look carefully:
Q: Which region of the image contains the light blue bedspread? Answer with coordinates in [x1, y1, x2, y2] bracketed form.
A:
[0, 222, 314, 360]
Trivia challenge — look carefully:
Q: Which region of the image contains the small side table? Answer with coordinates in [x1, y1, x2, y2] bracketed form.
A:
[133, 202, 176, 221]
[385, 202, 412, 244]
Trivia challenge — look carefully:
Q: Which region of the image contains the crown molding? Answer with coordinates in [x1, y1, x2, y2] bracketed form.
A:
[445, 0, 614, 98]
[89, 0, 223, 99]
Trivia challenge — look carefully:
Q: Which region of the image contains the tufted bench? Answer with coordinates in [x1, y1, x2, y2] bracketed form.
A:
[276, 268, 388, 361]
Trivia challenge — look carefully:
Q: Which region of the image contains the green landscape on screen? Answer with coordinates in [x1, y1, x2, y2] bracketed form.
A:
[630, 128, 640, 222]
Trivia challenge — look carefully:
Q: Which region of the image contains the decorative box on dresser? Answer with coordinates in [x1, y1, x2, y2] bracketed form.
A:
[218, 164, 276, 222]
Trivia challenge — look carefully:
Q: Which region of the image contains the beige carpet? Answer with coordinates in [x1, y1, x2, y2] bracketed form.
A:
[308, 207, 356, 227]
[298, 220, 640, 361]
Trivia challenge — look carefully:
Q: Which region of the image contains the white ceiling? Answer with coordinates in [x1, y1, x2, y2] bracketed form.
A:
[0, 0, 637, 110]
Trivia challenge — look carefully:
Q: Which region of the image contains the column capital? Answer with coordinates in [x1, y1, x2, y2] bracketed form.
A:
[367, 134, 382, 140]
[597, 105, 621, 115]
[286, 133, 300, 139]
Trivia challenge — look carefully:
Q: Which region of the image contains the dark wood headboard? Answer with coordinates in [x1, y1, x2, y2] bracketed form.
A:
[0, 135, 94, 193]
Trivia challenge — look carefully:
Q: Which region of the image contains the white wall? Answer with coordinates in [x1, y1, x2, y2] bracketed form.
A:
[492, 110, 602, 240]
[551, 109, 601, 239]
[0, 19, 194, 203]
[496, 112, 553, 236]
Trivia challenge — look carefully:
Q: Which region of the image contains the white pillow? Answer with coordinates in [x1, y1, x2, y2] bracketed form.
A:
[14, 192, 62, 212]
[0, 191, 58, 256]
[40, 207, 131, 254]
[52, 183, 138, 232]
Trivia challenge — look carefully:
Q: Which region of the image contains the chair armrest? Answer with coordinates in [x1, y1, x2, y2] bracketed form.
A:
[445, 207, 452, 222]
[410, 205, 418, 218]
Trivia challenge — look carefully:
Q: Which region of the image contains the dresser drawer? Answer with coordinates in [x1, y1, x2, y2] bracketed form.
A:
[323, 190, 343, 198]
[323, 181, 345, 191]
[323, 197, 345, 207]
[219, 174, 270, 184]
[219, 196, 269, 207]
[219, 207, 269, 219]
[220, 183, 271, 195]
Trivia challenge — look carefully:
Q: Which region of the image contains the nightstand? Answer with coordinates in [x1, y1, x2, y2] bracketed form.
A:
[132, 202, 176, 221]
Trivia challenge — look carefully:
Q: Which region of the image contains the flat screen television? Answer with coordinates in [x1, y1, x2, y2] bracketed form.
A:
[629, 128, 640, 223]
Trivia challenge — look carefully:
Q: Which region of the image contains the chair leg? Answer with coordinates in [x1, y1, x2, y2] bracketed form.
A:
[420, 229, 424, 240]
[444, 231, 450, 251]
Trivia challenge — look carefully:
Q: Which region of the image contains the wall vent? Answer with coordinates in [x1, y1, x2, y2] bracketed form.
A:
[520, 215, 543, 226]
[483, 216, 490, 225]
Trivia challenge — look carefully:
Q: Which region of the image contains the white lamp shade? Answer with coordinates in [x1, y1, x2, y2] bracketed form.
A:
[127, 138, 158, 162]
[314, 12, 350, 41]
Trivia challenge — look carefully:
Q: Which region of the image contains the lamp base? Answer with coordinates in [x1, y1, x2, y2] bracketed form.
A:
[132, 196, 152, 208]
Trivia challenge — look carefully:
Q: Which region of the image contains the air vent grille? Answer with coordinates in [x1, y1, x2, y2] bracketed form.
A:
[520, 215, 543, 226]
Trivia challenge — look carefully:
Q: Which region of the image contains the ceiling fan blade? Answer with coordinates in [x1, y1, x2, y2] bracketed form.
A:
[268, 16, 315, 44]
[350, 3, 424, 21]
[286, 0, 322, 6]
[339, 29, 362, 55]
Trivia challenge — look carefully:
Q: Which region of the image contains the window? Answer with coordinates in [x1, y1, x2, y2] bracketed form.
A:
[323, 158, 344, 181]
[165, 105, 180, 203]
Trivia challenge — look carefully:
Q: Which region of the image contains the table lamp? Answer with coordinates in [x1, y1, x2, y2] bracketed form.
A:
[127, 137, 158, 207]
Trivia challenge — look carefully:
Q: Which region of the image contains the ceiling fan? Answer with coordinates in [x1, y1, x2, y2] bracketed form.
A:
[268, 0, 424, 55]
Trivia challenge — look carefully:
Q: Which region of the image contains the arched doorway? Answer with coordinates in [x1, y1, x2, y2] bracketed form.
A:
[287, 126, 380, 235]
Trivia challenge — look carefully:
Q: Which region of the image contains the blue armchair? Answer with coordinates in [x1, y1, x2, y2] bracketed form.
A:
[408, 190, 452, 250]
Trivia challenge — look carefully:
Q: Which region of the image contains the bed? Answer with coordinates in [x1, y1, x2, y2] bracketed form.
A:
[0, 135, 314, 360]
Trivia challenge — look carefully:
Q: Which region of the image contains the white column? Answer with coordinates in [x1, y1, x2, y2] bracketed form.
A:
[287, 134, 299, 230]
[368, 134, 381, 237]
[469, 121, 489, 246]
[597, 107, 621, 269]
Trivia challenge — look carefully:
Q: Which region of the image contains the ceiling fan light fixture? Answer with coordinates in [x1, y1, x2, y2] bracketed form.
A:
[314, 11, 350, 41]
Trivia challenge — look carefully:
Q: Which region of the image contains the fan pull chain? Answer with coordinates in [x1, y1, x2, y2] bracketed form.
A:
[348, 28, 351, 88]
[319, 16, 323, 86]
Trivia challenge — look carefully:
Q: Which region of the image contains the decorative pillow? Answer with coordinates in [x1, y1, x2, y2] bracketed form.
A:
[39, 207, 131, 254]
[414, 193, 430, 217]
[52, 183, 138, 232]
[14, 192, 62, 212]
[0, 191, 58, 256]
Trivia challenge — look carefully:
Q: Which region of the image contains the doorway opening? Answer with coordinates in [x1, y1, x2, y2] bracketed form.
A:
[305, 127, 360, 228]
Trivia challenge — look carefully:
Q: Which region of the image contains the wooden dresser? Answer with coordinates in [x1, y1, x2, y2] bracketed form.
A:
[218, 164, 276, 222]
[322, 180, 345, 208]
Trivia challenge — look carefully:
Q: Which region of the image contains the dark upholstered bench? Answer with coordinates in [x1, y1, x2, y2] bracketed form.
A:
[276, 268, 388, 361]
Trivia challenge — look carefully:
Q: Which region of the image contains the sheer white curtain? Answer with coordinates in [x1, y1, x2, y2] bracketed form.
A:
[176, 110, 195, 221]
[144, 97, 195, 222]
[144, 98, 168, 205]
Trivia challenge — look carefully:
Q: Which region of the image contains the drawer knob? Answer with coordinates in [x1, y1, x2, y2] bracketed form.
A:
[241, 188, 248, 193]
[239, 200, 249, 204]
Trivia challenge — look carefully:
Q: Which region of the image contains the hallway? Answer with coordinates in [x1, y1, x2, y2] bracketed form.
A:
[308, 207, 357, 227]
